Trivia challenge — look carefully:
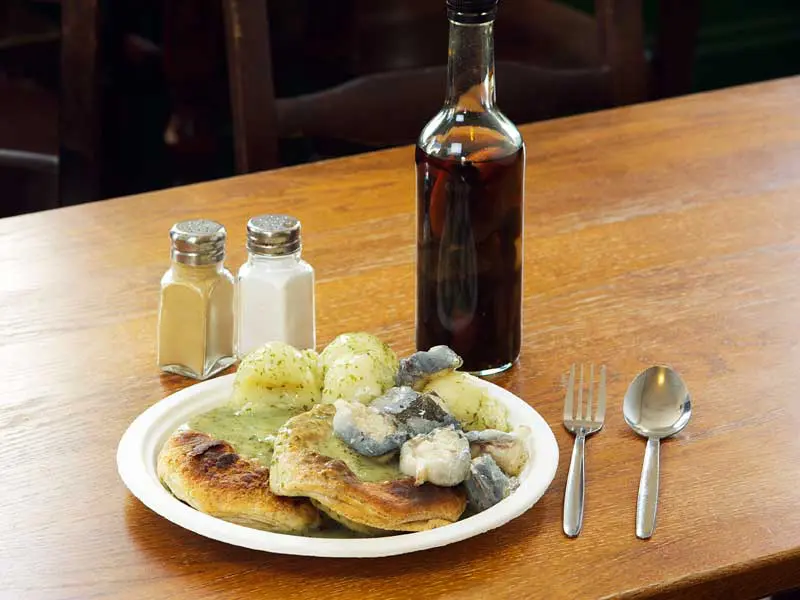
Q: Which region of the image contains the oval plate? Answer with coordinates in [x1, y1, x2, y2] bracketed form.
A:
[117, 373, 558, 557]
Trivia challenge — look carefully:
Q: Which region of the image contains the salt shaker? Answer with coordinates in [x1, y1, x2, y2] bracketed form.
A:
[157, 219, 236, 379]
[236, 215, 316, 357]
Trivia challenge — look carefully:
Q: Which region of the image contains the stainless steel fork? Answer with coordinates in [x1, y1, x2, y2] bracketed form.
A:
[562, 363, 606, 538]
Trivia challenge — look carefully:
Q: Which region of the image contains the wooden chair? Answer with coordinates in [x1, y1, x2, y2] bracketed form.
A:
[653, 0, 701, 98]
[0, 0, 59, 216]
[0, 0, 103, 214]
[221, 0, 652, 173]
[0, 75, 59, 217]
[0, 150, 59, 217]
[60, 0, 103, 205]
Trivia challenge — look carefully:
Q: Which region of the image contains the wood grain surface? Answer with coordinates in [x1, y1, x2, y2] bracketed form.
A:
[2, 78, 800, 600]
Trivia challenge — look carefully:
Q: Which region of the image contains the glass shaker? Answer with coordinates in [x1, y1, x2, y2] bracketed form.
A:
[157, 219, 236, 379]
[236, 214, 316, 357]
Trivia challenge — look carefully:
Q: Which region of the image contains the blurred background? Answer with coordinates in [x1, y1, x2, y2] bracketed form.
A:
[1, 0, 798, 218]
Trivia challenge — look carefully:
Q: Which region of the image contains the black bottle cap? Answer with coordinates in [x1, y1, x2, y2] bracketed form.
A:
[447, 0, 498, 23]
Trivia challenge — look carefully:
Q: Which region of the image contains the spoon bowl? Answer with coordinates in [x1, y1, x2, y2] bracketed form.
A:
[624, 366, 692, 439]
[622, 366, 692, 539]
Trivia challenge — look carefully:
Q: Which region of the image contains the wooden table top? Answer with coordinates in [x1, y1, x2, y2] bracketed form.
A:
[3, 77, 800, 600]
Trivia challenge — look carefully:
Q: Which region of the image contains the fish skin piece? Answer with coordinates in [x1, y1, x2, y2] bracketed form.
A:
[394, 392, 460, 436]
[396, 346, 463, 390]
[464, 454, 513, 512]
[372, 387, 460, 436]
[370, 386, 418, 415]
[332, 400, 409, 457]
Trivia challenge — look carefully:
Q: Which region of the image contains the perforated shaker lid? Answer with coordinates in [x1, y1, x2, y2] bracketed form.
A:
[246, 214, 301, 256]
[169, 219, 227, 265]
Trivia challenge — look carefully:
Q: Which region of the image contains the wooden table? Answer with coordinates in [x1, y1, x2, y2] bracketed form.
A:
[3, 77, 800, 600]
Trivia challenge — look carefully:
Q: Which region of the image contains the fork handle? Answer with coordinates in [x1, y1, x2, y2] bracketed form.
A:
[636, 436, 661, 539]
[563, 431, 586, 537]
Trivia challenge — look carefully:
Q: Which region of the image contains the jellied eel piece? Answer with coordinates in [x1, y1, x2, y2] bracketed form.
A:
[333, 399, 408, 457]
[399, 427, 471, 487]
[464, 454, 513, 512]
[396, 345, 463, 390]
[371, 386, 460, 436]
[466, 426, 530, 476]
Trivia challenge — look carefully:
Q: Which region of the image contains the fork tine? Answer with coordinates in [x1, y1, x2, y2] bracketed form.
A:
[563, 364, 575, 421]
[596, 364, 607, 422]
[577, 364, 584, 420]
[587, 363, 594, 421]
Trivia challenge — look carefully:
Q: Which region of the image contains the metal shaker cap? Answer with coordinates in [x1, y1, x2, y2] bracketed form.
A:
[169, 219, 227, 265]
[246, 214, 301, 256]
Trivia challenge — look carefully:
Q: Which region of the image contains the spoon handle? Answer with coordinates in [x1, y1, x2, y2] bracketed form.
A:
[636, 436, 661, 539]
[563, 431, 586, 537]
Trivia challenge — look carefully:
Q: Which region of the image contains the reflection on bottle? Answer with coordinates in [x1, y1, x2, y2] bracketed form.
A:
[437, 165, 479, 333]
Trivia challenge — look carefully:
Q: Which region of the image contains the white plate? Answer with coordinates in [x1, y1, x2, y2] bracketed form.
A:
[117, 373, 559, 558]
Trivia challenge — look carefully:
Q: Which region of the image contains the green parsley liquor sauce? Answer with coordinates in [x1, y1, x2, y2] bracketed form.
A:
[188, 401, 298, 466]
[314, 435, 403, 483]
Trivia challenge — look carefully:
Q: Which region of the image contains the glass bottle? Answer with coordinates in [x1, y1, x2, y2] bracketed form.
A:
[157, 219, 236, 380]
[236, 214, 316, 357]
[416, 0, 525, 375]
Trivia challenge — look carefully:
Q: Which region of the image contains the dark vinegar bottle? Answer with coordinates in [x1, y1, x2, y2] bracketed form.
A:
[416, 0, 525, 375]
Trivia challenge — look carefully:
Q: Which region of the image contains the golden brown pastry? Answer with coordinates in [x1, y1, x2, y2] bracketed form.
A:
[270, 405, 466, 532]
[157, 430, 321, 534]
[309, 500, 387, 536]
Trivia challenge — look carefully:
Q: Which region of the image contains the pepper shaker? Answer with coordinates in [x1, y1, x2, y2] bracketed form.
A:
[157, 219, 236, 379]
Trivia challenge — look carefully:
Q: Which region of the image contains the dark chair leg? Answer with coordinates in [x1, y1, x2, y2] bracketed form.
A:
[60, 0, 102, 205]
[222, 0, 279, 172]
[595, 0, 648, 105]
[653, 0, 701, 98]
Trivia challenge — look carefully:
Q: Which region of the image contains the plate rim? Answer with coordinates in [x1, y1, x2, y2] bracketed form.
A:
[117, 373, 559, 558]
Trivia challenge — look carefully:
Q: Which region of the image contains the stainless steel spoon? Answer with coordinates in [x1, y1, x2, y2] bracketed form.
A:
[623, 366, 692, 539]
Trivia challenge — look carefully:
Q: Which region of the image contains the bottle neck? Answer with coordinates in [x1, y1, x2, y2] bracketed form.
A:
[445, 18, 496, 111]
